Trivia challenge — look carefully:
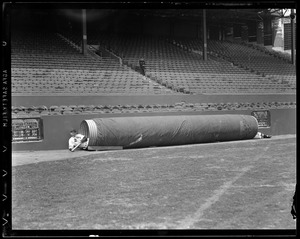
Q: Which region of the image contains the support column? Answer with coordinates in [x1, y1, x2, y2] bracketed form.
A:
[169, 19, 175, 38]
[82, 9, 87, 55]
[140, 15, 144, 36]
[256, 21, 264, 45]
[202, 9, 207, 61]
[290, 9, 295, 65]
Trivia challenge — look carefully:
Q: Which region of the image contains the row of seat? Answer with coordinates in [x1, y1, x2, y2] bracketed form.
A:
[90, 33, 295, 94]
[241, 41, 292, 62]
[11, 30, 178, 95]
[11, 30, 296, 96]
[166, 38, 296, 92]
[170, 38, 296, 76]
[208, 40, 295, 75]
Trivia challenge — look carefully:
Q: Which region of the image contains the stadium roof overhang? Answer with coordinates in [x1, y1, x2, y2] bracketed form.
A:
[11, 6, 296, 27]
[124, 8, 290, 26]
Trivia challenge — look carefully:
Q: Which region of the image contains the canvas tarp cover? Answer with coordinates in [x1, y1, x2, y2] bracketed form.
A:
[80, 114, 258, 149]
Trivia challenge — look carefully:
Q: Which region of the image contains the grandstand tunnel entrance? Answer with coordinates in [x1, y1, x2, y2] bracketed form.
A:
[79, 114, 259, 149]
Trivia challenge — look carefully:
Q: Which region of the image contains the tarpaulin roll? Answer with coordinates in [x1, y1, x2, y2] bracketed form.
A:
[79, 114, 258, 149]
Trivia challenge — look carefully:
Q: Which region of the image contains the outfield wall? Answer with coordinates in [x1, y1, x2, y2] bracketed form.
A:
[12, 108, 296, 151]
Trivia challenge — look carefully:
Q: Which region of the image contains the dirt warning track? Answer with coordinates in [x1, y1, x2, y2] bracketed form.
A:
[12, 134, 296, 166]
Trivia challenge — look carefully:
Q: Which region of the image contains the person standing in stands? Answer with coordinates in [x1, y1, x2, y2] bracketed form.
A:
[139, 57, 146, 76]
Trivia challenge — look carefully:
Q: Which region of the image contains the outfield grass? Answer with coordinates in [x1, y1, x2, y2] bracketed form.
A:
[12, 136, 296, 230]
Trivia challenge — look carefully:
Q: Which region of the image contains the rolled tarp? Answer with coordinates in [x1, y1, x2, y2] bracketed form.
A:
[79, 114, 258, 149]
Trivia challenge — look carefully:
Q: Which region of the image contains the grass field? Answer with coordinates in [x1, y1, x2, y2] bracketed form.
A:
[12, 135, 296, 230]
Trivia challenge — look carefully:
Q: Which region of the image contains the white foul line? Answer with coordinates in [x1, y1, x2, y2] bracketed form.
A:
[177, 165, 253, 229]
[177, 146, 270, 229]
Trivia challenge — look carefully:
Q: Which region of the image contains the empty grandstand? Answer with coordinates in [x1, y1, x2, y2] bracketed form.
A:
[88, 33, 296, 94]
[11, 30, 175, 95]
[7, 6, 296, 150]
[11, 30, 296, 95]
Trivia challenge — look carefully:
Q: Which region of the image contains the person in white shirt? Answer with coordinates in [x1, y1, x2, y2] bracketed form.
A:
[68, 129, 89, 151]
[254, 132, 272, 139]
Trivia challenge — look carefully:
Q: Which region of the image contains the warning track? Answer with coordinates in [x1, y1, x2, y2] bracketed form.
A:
[12, 134, 295, 166]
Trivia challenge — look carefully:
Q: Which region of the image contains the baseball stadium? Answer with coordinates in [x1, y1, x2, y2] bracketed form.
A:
[5, 2, 297, 236]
